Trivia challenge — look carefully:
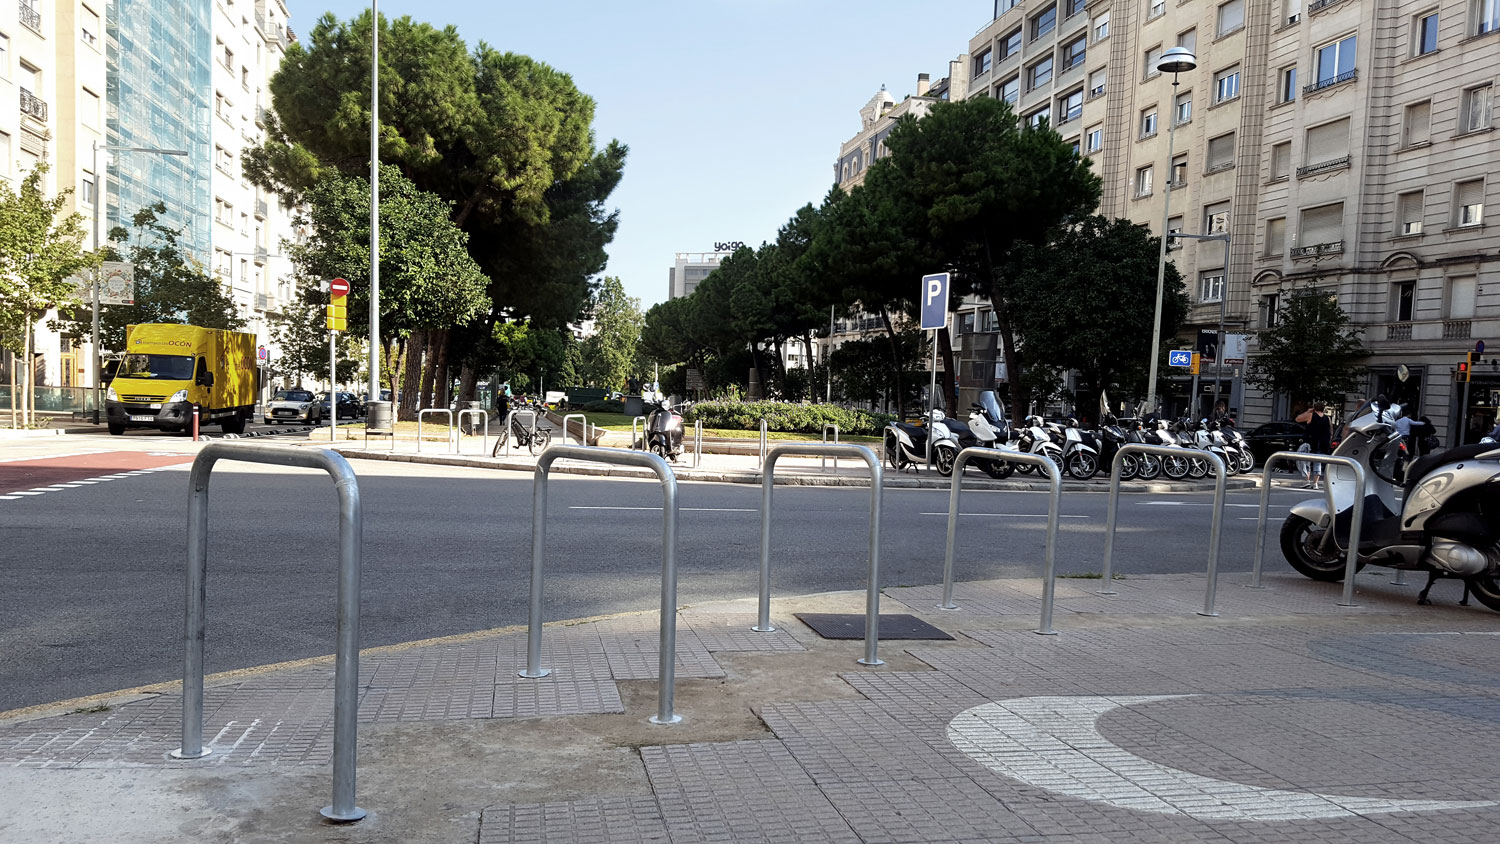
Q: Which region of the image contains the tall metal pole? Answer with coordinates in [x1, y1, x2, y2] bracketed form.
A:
[1144, 74, 1183, 417]
[826, 305, 833, 403]
[91, 141, 102, 424]
[366, 0, 380, 400]
[926, 329, 937, 469]
[1211, 235, 1229, 419]
[330, 331, 338, 441]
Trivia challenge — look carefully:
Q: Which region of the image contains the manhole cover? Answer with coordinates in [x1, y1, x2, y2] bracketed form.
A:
[794, 612, 953, 640]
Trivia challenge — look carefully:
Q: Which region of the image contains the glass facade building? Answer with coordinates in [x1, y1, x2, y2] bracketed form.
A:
[106, 0, 212, 260]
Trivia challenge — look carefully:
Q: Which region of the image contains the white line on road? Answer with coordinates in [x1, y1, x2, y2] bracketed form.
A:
[1142, 501, 1269, 508]
[920, 512, 1090, 518]
[568, 506, 758, 512]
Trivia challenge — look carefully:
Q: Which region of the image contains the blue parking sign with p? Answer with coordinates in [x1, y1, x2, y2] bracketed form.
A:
[920, 272, 950, 330]
[1168, 350, 1193, 367]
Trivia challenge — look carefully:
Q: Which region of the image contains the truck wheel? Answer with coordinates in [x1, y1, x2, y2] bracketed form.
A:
[221, 413, 246, 435]
[108, 423, 125, 436]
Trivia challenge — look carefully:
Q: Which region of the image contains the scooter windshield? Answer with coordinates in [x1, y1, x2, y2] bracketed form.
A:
[979, 391, 1005, 424]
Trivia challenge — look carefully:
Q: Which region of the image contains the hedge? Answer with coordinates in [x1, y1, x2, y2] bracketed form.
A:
[684, 400, 893, 436]
[582, 399, 625, 414]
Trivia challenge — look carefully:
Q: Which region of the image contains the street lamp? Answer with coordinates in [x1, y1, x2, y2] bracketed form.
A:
[1142, 46, 1197, 417]
[91, 141, 190, 423]
[1167, 231, 1230, 420]
[366, 0, 382, 417]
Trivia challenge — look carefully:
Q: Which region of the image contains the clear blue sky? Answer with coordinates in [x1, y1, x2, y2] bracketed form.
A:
[310, 0, 981, 309]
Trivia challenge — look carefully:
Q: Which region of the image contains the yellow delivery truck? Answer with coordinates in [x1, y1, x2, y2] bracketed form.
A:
[105, 324, 257, 435]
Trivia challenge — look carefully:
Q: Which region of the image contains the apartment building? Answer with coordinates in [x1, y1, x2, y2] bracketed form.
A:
[959, 0, 1499, 442]
[667, 251, 733, 300]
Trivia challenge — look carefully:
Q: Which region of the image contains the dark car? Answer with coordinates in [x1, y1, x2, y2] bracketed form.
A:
[317, 391, 363, 420]
[1244, 421, 1307, 463]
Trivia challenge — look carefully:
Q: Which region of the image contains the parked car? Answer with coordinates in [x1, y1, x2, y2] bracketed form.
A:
[1243, 420, 1307, 464]
[264, 389, 321, 425]
[318, 391, 363, 420]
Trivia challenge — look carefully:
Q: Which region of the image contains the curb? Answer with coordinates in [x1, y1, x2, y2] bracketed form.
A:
[326, 446, 1261, 493]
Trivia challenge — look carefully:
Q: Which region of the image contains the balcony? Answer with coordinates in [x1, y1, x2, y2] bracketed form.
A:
[1305, 69, 1357, 95]
[254, 245, 268, 262]
[19, 88, 47, 122]
[1386, 322, 1413, 341]
[254, 197, 268, 219]
[254, 105, 267, 127]
[255, 293, 275, 312]
[18, 0, 39, 33]
[1443, 320, 1472, 340]
[1291, 241, 1343, 258]
[1296, 155, 1351, 179]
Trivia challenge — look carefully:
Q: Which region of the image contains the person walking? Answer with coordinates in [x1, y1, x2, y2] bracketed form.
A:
[1295, 401, 1333, 489]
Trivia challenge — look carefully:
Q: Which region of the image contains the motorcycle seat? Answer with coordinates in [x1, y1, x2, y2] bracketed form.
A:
[1403, 443, 1499, 495]
[945, 418, 974, 437]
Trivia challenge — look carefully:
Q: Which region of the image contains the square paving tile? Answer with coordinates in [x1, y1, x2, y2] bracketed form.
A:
[479, 796, 669, 843]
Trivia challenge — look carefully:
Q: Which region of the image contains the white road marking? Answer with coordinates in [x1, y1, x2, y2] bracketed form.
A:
[0, 495, 20, 500]
[10, 491, 45, 496]
[1142, 501, 1266, 508]
[919, 512, 1090, 518]
[948, 695, 1495, 821]
[568, 505, 758, 512]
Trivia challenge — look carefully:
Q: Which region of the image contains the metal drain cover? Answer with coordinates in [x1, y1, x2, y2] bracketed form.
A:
[794, 613, 954, 641]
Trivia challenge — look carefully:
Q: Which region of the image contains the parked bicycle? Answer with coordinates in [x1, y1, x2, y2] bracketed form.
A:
[491, 401, 551, 457]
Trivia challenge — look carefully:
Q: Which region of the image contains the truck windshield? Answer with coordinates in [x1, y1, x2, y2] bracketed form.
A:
[116, 354, 194, 380]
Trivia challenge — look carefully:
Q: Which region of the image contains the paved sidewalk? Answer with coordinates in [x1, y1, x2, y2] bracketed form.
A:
[3, 567, 1497, 843]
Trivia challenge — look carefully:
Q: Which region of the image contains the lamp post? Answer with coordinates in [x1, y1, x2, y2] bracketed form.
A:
[1167, 231, 1230, 420]
[91, 141, 190, 423]
[366, 0, 381, 411]
[1142, 46, 1197, 417]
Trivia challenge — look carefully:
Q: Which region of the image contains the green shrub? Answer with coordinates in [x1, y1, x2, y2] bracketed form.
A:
[684, 400, 893, 436]
[582, 400, 625, 414]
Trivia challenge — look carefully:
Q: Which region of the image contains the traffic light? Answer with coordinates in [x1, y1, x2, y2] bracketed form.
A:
[1458, 352, 1474, 382]
[326, 298, 346, 331]
[1190, 352, 1202, 375]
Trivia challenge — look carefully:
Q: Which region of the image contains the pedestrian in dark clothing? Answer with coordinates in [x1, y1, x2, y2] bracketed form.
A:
[1296, 401, 1333, 489]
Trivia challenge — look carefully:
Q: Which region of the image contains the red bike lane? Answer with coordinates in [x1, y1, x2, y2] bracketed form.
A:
[0, 450, 195, 496]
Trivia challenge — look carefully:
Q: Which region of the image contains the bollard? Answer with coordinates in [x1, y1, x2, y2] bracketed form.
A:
[174, 443, 365, 823]
[1251, 451, 1367, 607]
[821, 424, 840, 471]
[693, 420, 703, 469]
[521, 445, 682, 724]
[756, 443, 884, 666]
[455, 409, 489, 456]
[938, 448, 1064, 636]
[631, 415, 647, 451]
[191, 405, 200, 441]
[759, 419, 768, 467]
[417, 408, 454, 454]
[1100, 443, 1227, 617]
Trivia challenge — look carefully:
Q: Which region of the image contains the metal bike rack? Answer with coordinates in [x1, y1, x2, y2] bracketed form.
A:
[417, 408, 454, 454]
[1251, 451, 1368, 606]
[175, 443, 365, 823]
[758, 418, 768, 467]
[693, 420, 704, 468]
[1100, 443, 1228, 617]
[756, 443, 885, 666]
[521, 445, 682, 724]
[631, 415, 647, 451]
[821, 424, 840, 471]
[940, 448, 1064, 635]
[561, 412, 590, 445]
[500, 408, 542, 458]
[456, 408, 489, 456]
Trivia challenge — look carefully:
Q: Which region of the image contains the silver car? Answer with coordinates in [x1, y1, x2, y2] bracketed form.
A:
[263, 388, 322, 425]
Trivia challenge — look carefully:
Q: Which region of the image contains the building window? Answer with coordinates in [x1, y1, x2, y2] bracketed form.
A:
[1474, 0, 1499, 36]
[1454, 179, 1485, 227]
[82, 87, 100, 129]
[1279, 66, 1297, 103]
[1094, 11, 1110, 40]
[1261, 293, 1282, 328]
[1450, 276, 1477, 318]
[1063, 35, 1087, 70]
[1414, 10, 1440, 55]
[1265, 217, 1286, 256]
[1178, 28, 1197, 52]
[975, 49, 993, 76]
[81, 4, 100, 48]
[1000, 28, 1023, 59]
[1140, 107, 1158, 137]
[0, 33, 9, 79]
[999, 76, 1019, 104]
[81, 173, 95, 206]
[1066, 0, 1086, 17]
[1089, 68, 1107, 97]
[1148, 0, 1166, 19]
[1461, 84, 1493, 133]
[1207, 132, 1236, 171]
[1204, 200, 1230, 234]
[1299, 202, 1345, 249]
[1085, 124, 1103, 152]
[1214, 65, 1241, 102]
[1313, 35, 1357, 88]
[1136, 165, 1154, 197]
[1393, 282, 1416, 321]
[214, 198, 233, 225]
[1167, 215, 1184, 249]
[1303, 117, 1350, 169]
[1199, 272, 1225, 304]
[1026, 107, 1049, 129]
[1171, 154, 1188, 186]
[1397, 190, 1425, 236]
[1217, 0, 1245, 37]
[996, 0, 1019, 14]
[215, 145, 234, 174]
[1174, 91, 1192, 124]
[222, 44, 234, 70]
[1270, 141, 1291, 180]
[1031, 4, 1057, 40]
[1028, 56, 1054, 89]
[1059, 89, 1084, 123]
[1403, 100, 1431, 146]
[1144, 45, 1162, 78]
[0, 131, 10, 180]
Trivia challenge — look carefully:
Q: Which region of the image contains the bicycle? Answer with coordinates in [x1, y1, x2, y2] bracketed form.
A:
[491, 402, 551, 457]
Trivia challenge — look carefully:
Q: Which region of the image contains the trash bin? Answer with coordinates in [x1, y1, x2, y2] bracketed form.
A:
[460, 400, 483, 435]
[365, 400, 393, 431]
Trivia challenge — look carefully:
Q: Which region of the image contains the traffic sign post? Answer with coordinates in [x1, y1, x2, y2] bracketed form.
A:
[327, 278, 349, 442]
[1168, 350, 1192, 368]
[921, 273, 950, 471]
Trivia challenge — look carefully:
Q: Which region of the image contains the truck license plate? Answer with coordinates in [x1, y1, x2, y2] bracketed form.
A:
[129, 415, 155, 422]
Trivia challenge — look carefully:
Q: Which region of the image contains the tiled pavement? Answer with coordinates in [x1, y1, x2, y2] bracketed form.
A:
[4, 570, 1500, 842]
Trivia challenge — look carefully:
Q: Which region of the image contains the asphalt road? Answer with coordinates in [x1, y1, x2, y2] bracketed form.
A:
[0, 445, 1312, 711]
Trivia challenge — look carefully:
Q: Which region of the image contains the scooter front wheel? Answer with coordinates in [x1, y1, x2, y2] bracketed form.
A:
[1118, 453, 1139, 481]
[1187, 456, 1209, 479]
[1162, 453, 1190, 480]
[982, 458, 1014, 479]
[1136, 454, 1162, 480]
[1280, 514, 1363, 581]
[934, 445, 957, 477]
[1066, 452, 1098, 480]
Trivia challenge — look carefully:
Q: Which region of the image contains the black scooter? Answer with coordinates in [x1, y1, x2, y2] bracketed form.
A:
[645, 396, 686, 461]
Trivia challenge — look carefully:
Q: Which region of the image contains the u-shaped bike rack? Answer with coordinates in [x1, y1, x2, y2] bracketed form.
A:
[456, 408, 489, 455]
[755, 442, 885, 666]
[175, 443, 366, 823]
[561, 412, 590, 445]
[1101, 443, 1228, 618]
[1251, 451, 1368, 606]
[631, 415, 647, 451]
[499, 408, 543, 457]
[938, 447, 1064, 635]
[522, 445, 683, 725]
[417, 408, 454, 454]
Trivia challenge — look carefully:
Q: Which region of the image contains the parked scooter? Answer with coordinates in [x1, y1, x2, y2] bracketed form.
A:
[1219, 419, 1255, 473]
[645, 393, 686, 461]
[1096, 415, 1138, 481]
[1143, 418, 1192, 480]
[1009, 415, 1064, 474]
[957, 391, 1016, 479]
[886, 409, 959, 473]
[1281, 398, 1500, 611]
[1123, 419, 1163, 480]
[1061, 418, 1101, 480]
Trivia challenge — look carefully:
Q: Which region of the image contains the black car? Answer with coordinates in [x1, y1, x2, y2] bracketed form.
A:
[1244, 421, 1307, 463]
[317, 391, 364, 420]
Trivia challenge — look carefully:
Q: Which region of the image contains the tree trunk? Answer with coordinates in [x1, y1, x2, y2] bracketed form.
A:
[994, 300, 1025, 426]
[458, 363, 479, 402]
[434, 331, 451, 408]
[938, 326, 957, 414]
[418, 331, 437, 410]
[879, 307, 905, 419]
[400, 330, 423, 420]
[389, 336, 405, 406]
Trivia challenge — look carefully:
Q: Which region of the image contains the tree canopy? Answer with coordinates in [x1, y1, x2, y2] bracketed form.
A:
[579, 276, 642, 390]
[1247, 287, 1367, 405]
